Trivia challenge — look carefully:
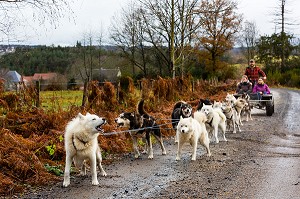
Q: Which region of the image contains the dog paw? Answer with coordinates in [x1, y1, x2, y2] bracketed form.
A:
[148, 155, 153, 159]
[79, 171, 86, 176]
[92, 180, 99, 186]
[176, 156, 180, 161]
[63, 181, 70, 187]
[101, 171, 107, 176]
[134, 154, 140, 159]
[162, 151, 167, 155]
[142, 150, 148, 154]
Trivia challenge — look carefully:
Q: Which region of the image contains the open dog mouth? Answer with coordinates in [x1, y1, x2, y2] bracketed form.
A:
[95, 124, 105, 132]
[96, 120, 107, 132]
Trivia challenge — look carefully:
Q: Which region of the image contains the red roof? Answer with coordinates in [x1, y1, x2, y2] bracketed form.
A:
[22, 76, 34, 83]
[32, 73, 58, 81]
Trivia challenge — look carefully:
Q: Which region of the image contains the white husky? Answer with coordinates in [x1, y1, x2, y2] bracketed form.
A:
[63, 113, 107, 187]
[176, 116, 211, 161]
[201, 104, 227, 143]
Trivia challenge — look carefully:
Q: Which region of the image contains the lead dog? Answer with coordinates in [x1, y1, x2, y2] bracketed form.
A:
[176, 115, 211, 161]
[63, 113, 107, 187]
[115, 99, 167, 159]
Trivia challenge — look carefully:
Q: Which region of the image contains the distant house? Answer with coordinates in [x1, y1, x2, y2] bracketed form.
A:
[23, 72, 67, 90]
[4, 71, 22, 91]
[32, 73, 59, 82]
[92, 68, 121, 84]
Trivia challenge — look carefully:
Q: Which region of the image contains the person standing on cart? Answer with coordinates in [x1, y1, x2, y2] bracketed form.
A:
[244, 59, 267, 86]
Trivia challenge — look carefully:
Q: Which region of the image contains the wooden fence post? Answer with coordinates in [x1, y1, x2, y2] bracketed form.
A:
[35, 81, 40, 107]
[82, 80, 88, 107]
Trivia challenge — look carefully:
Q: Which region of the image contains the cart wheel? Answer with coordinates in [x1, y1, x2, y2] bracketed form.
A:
[266, 101, 274, 116]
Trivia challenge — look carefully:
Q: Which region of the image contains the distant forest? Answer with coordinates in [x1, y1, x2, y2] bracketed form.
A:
[0, 45, 125, 78]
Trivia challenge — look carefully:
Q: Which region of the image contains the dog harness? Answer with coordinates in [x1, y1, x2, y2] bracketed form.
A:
[206, 117, 214, 127]
[223, 108, 233, 120]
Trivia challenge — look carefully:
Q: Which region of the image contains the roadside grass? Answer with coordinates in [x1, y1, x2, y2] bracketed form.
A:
[40, 90, 82, 110]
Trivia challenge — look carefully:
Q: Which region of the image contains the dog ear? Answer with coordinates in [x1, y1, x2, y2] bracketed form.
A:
[180, 116, 183, 120]
[78, 113, 85, 119]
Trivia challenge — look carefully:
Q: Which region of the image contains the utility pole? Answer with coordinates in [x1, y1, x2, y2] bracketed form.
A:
[171, 0, 175, 79]
[280, 0, 286, 69]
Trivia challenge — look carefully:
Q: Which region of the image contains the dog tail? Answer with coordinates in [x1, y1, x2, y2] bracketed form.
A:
[216, 109, 226, 122]
[137, 99, 147, 115]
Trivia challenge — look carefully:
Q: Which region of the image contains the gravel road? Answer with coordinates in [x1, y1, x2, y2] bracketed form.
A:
[21, 88, 300, 199]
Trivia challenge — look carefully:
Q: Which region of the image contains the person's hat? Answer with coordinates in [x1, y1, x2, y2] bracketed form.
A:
[249, 59, 255, 62]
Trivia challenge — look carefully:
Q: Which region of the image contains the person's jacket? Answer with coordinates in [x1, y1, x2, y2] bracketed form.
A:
[244, 66, 266, 83]
[252, 83, 271, 94]
[236, 81, 252, 94]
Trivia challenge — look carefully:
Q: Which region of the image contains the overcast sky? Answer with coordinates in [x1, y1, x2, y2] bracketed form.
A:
[2, 0, 300, 46]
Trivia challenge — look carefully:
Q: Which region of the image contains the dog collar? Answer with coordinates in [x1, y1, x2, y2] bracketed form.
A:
[72, 134, 88, 151]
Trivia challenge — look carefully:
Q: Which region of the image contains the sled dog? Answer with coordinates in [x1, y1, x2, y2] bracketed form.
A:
[171, 101, 192, 129]
[239, 93, 253, 122]
[63, 113, 107, 187]
[115, 99, 167, 159]
[201, 104, 227, 143]
[196, 98, 212, 111]
[222, 101, 241, 133]
[176, 116, 211, 161]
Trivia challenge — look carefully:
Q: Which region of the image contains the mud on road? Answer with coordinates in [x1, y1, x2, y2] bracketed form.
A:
[21, 88, 300, 199]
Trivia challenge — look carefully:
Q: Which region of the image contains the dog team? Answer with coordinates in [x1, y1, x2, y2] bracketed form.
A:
[62, 94, 252, 187]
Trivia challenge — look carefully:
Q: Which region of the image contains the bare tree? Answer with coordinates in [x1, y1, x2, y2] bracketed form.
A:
[139, 0, 200, 77]
[111, 0, 202, 78]
[96, 25, 105, 69]
[110, 1, 149, 76]
[195, 0, 242, 75]
[0, 0, 73, 43]
[240, 21, 258, 62]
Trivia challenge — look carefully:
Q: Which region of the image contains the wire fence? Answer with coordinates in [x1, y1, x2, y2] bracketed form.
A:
[101, 119, 177, 136]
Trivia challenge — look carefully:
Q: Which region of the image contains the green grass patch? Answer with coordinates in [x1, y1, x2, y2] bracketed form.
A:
[40, 90, 82, 110]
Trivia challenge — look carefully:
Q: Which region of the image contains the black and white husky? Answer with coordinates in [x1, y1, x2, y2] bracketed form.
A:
[115, 99, 166, 159]
[171, 101, 192, 129]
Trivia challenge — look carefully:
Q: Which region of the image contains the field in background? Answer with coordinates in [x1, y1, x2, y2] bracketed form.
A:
[40, 90, 82, 110]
